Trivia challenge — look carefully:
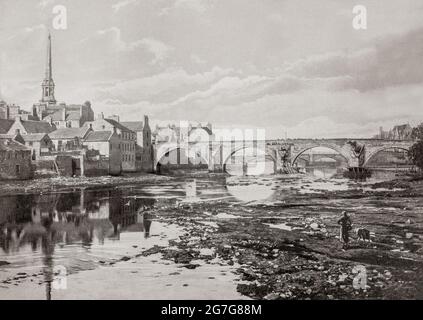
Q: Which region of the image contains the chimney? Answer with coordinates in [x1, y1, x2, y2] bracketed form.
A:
[62, 107, 66, 121]
[109, 114, 120, 122]
[98, 112, 104, 120]
[15, 115, 21, 122]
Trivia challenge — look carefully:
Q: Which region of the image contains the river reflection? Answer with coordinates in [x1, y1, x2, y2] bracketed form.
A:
[0, 189, 155, 255]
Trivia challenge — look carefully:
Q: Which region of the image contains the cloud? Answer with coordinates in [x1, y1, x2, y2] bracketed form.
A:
[38, 0, 55, 8]
[135, 38, 174, 65]
[159, 0, 213, 16]
[286, 27, 423, 91]
[112, 0, 138, 13]
[190, 54, 206, 65]
[92, 66, 234, 104]
[80, 28, 173, 67]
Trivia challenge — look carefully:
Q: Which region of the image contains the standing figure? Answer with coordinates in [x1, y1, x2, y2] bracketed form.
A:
[337, 211, 352, 249]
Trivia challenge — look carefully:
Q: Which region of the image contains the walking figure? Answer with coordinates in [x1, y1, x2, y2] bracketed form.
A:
[338, 211, 352, 249]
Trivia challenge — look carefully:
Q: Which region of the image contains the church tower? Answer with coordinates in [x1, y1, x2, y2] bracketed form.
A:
[40, 33, 56, 104]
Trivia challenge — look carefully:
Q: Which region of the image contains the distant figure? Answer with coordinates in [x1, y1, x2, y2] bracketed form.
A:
[337, 211, 352, 249]
[355, 228, 371, 241]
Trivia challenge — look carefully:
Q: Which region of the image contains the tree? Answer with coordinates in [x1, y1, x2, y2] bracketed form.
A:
[408, 140, 423, 170]
[411, 123, 423, 140]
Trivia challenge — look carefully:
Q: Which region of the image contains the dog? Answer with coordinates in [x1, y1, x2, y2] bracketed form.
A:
[355, 228, 372, 241]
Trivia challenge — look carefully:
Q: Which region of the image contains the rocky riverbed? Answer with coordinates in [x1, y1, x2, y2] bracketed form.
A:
[1, 173, 423, 299]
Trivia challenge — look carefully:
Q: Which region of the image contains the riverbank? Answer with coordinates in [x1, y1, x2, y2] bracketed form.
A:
[0, 173, 171, 196]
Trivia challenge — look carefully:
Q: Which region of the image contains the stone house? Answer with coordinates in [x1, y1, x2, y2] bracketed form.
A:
[83, 130, 122, 176]
[85, 115, 136, 172]
[7, 117, 56, 135]
[21, 133, 54, 160]
[36, 102, 95, 128]
[49, 126, 92, 152]
[121, 115, 154, 172]
[0, 138, 33, 180]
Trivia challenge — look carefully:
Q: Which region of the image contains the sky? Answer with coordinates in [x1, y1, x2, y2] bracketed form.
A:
[1, 0, 423, 138]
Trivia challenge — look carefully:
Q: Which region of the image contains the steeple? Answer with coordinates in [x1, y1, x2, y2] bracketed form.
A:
[41, 32, 56, 104]
[46, 33, 52, 80]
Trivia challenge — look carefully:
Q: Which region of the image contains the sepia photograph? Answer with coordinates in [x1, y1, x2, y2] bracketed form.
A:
[1, 0, 423, 307]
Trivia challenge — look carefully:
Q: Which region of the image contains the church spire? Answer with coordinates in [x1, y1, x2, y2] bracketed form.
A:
[41, 32, 56, 104]
[46, 32, 52, 80]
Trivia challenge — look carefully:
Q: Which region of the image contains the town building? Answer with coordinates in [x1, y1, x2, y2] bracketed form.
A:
[7, 117, 56, 135]
[374, 124, 413, 140]
[85, 114, 136, 172]
[83, 130, 122, 175]
[0, 101, 38, 121]
[49, 126, 92, 152]
[0, 138, 33, 180]
[1, 127, 53, 160]
[121, 115, 154, 172]
[34, 102, 94, 128]
[20, 133, 55, 160]
[32, 34, 94, 128]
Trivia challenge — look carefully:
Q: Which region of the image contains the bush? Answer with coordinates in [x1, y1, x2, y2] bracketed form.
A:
[409, 140, 423, 170]
[411, 123, 423, 140]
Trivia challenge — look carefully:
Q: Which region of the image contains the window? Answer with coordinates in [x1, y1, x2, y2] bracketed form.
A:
[16, 165, 20, 174]
[29, 142, 33, 146]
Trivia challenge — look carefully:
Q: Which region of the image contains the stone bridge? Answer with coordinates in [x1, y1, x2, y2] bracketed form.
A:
[154, 137, 415, 174]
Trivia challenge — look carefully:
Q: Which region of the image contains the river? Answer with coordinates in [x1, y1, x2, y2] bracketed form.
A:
[1, 171, 423, 299]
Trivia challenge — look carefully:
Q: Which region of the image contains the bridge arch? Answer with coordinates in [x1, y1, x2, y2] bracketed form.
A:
[155, 144, 209, 168]
[363, 146, 411, 167]
[291, 144, 351, 167]
[222, 145, 276, 174]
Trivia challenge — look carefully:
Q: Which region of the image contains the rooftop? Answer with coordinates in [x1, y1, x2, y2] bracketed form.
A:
[84, 131, 113, 142]
[0, 119, 14, 134]
[20, 119, 56, 134]
[49, 127, 90, 139]
[21, 133, 49, 142]
[120, 121, 144, 132]
[0, 138, 29, 151]
[104, 119, 134, 133]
